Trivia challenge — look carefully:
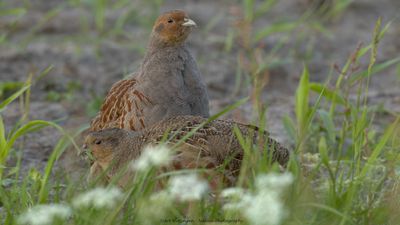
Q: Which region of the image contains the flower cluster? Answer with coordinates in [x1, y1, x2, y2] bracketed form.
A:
[222, 172, 293, 225]
[135, 173, 209, 224]
[131, 144, 172, 171]
[18, 187, 124, 225]
[167, 173, 209, 201]
[72, 187, 123, 209]
[18, 204, 72, 225]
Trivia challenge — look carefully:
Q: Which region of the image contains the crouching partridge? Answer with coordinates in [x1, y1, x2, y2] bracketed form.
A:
[83, 116, 290, 189]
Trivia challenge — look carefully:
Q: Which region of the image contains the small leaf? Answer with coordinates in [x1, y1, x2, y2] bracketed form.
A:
[350, 57, 400, 83]
[295, 66, 310, 137]
[309, 83, 346, 105]
[0, 8, 26, 16]
[0, 84, 30, 113]
[318, 136, 329, 166]
[243, 0, 255, 21]
[0, 116, 6, 151]
[360, 117, 399, 178]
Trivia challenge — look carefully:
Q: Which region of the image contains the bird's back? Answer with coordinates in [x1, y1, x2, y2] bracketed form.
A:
[140, 116, 289, 166]
[135, 115, 289, 186]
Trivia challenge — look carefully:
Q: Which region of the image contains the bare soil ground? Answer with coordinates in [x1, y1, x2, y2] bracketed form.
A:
[1, 0, 399, 179]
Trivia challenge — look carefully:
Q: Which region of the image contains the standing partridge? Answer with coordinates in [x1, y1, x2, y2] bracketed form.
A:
[83, 116, 290, 189]
[90, 10, 209, 132]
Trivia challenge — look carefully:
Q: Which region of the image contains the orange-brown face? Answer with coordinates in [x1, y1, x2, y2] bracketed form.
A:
[152, 10, 197, 45]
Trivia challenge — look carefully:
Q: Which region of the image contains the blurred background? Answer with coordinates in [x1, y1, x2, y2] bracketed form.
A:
[1, 0, 399, 175]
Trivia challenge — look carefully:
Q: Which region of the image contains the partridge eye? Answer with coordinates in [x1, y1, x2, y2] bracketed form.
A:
[95, 140, 102, 145]
[167, 19, 173, 23]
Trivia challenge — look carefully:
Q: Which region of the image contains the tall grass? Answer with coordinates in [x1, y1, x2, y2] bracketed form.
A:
[0, 77, 80, 223]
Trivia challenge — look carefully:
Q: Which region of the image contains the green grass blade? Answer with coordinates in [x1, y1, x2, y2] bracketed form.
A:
[296, 66, 310, 140]
[95, 0, 107, 31]
[254, 0, 277, 17]
[0, 84, 31, 113]
[0, 116, 6, 151]
[300, 203, 355, 224]
[38, 134, 71, 203]
[254, 22, 297, 42]
[350, 57, 400, 83]
[360, 117, 399, 177]
[4, 120, 60, 153]
[0, 8, 26, 16]
[309, 83, 346, 105]
[318, 136, 329, 166]
[243, 0, 254, 21]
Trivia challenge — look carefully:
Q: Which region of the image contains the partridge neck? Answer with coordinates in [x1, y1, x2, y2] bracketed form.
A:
[146, 33, 186, 54]
[137, 37, 188, 81]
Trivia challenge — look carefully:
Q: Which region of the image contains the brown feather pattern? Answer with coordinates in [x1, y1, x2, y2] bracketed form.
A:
[84, 116, 290, 188]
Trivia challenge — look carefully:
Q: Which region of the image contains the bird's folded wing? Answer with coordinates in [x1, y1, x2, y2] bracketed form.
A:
[90, 78, 152, 131]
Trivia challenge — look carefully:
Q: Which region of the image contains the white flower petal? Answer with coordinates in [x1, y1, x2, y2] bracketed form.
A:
[18, 204, 71, 225]
[244, 191, 286, 225]
[255, 172, 293, 192]
[72, 187, 123, 209]
[221, 187, 246, 198]
[168, 174, 209, 201]
[132, 145, 172, 171]
[222, 173, 293, 225]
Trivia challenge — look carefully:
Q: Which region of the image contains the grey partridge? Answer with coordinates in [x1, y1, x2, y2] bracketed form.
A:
[83, 116, 290, 189]
[90, 10, 209, 132]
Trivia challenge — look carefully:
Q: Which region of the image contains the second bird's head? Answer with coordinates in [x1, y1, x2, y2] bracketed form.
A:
[151, 10, 197, 46]
[82, 128, 135, 162]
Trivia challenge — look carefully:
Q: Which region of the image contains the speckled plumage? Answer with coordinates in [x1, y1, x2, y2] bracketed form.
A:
[84, 116, 290, 188]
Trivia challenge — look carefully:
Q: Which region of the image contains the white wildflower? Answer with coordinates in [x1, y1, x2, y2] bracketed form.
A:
[72, 187, 123, 209]
[255, 172, 293, 193]
[221, 187, 246, 198]
[18, 204, 71, 225]
[222, 173, 293, 225]
[301, 152, 320, 164]
[150, 190, 172, 202]
[168, 174, 209, 201]
[244, 191, 286, 225]
[137, 191, 173, 225]
[132, 144, 172, 171]
[221, 187, 252, 210]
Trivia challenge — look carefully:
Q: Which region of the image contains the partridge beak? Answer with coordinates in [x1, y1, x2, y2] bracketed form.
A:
[79, 144, 89, 157]
[182, 18, 196, 27]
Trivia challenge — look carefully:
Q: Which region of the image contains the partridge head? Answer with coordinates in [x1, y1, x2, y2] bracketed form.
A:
[83, 129, 135, 169]
[151, 10, 197, 46]
[83, 128, 143, 186]
[83, 129, 118, 164]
